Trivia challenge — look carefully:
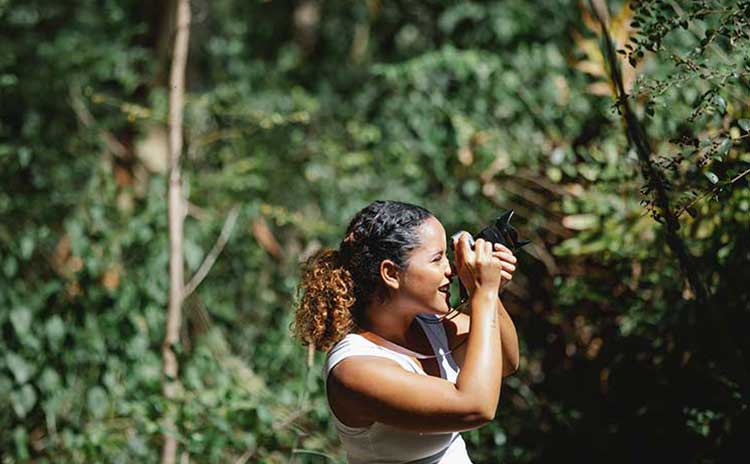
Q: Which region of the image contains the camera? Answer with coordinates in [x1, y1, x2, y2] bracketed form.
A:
[450, 209, 529, 254]
[450, 209, 529, 304]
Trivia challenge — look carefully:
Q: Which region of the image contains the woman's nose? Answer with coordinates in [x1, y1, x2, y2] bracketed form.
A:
[447, 261, 457, 278]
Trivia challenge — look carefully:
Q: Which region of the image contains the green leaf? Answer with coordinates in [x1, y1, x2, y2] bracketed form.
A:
[715, 95, 726, 114]
[87, 386, 108, 419]
[0, 375, 12, 399]
[19, 235, 34, 259]
[5, 352, 34, 384]
[184, 238, 204, 271]
[18, 147, 31, 167]
[10, 306, 32, 337]
[0, 72, 19, 87]
[546, 166, 563, 182]
[717, 138, 732, 157]
[461, 179, 479, 196]
[13, 427, 29, 461]
[45, 315, 66, 347]
[39, 368, 61, 393]
[705, 172, 719, 184]
[3, 255, 18, 278]
[10, 384, 37, 418]
[493, 430, 507, 446]
[739, 119, 750, 132]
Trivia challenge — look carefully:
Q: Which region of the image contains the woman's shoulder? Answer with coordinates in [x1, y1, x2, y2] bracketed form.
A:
[326, 332, 373, 359]
[324, 333, 417, 379]
[325, 333, 376, 362]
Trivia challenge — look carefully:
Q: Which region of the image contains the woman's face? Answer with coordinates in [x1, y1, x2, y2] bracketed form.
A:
[396, 216, 454, 314]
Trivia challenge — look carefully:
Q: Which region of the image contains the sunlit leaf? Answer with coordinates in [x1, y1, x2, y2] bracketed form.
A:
[715, 95, 727, 114]
[717, 138, 732, 158]
[10, 307, 31, 337]
[10, 385, 37, 419]
[5, 352, 34, 384]
[87, 386, 108, 419]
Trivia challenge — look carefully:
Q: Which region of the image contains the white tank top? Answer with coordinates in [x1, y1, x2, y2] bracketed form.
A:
[323, 313, 473, 464]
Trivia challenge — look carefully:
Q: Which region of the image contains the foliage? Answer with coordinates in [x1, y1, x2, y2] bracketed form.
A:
[1, 0, 748, 463]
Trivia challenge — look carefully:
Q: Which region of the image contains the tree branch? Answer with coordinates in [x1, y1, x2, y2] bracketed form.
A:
[675, 166, 750, 218]
[183, 205, 241, 299]
[588, 0, 708, 301]
[69, 85, 128, 159]
[589, 0, 746, 386]
[161, 0, 190, 463]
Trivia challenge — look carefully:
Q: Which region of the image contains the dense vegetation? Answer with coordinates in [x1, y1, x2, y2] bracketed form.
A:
[1, 1, 748, 462]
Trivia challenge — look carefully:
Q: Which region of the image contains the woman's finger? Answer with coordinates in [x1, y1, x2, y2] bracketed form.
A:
[501, 271, 513, 281]
[491, 244, 515, 255]
[456, 232, 473, 264]
[492, 251, 517, 264]
[493, 243, 513, 254]
[474, 238, 487, 260]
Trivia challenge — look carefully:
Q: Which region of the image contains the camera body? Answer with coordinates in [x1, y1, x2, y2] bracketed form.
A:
[450, 209, 529, 304]
[450, 209, 529, 254]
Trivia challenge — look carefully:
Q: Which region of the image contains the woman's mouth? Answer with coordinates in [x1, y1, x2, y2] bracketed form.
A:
[438, 283, 451, 298]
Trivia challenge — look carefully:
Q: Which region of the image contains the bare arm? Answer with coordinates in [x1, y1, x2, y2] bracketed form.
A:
[489, 243, 520, 375]
[451, 242, 520, 376]
[454, 287, 503, 418]
[329, 237, 505, 433]
[447, 298, 519, 377]
[496, 298, 520, 375]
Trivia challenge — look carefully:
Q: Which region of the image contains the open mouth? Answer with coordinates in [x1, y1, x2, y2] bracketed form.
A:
[438, 283, 451, 296]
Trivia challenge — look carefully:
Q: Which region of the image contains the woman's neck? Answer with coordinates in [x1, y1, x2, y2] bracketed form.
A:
[361, 300, 419, 347]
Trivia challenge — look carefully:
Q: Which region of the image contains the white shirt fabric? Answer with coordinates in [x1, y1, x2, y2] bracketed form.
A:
[323, 313, 473, 464]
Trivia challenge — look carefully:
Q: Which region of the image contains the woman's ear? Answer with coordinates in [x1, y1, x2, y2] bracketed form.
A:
[380, 259, 401, 291]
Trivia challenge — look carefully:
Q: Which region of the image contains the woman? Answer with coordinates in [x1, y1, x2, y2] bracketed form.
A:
[292, 200, 519, 463]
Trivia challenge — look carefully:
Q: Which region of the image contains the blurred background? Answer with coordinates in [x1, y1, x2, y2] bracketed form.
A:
[1, 0, 749, 462]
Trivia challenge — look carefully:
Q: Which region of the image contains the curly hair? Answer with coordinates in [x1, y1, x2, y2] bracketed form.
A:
[292, 200, 434, 352]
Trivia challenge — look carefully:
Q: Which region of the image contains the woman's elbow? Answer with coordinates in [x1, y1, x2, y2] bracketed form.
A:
[479, 395, 502, 423]
[479, 404, 498, 423]
[510, 356, 520, 373]
[502, 357, 520, 377]
[463, 397, 500, 425]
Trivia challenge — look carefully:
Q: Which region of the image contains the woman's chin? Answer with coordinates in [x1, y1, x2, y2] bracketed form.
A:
[434, 296, 452, 313]
[444, 293, 452, 311]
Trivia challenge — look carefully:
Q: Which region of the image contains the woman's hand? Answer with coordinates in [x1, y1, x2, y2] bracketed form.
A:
[453, 234, 517, 295]
[453, 233, 504, 295]
[491, 242, 517, 290]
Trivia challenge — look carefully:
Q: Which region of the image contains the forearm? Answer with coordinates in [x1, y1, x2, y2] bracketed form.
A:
[454, 290, 503, 419]
[457, 295, 520, 375]
[497, 298, 520, 375]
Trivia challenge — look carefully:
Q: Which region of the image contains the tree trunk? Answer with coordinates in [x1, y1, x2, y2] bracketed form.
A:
[161, 0, 190, 463]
